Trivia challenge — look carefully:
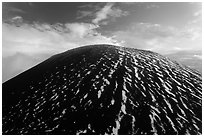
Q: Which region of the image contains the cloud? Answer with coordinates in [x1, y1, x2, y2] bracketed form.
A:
[193, 55, 202, 59]
[193, 10, 201, 16]
[92, 3, 114, 24]
[92, 3, 129, 25]
[77, 10, 93, 19]
[77, 3, 129, 25]
[112, 22, 202, 54]
[187, 9, 201, 27]
[76, 3, 103, 20]
[2, 19, 120, 81]
[77, 3, 102, 9]
[2, 5, 26, 14]
[182, 27, 201, 40]
[2, 21, 119, 56]
[9, 16, 24, 25]
[2, 52, 48, 82]
[2, 3, 26, 21]
[64, 23, 99, 38]
[12, 16, 23, 20]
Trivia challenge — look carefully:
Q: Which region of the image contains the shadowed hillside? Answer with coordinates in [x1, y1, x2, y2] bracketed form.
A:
[2, 44, 202, 135]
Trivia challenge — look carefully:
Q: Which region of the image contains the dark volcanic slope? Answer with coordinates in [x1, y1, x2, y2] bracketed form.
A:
[2, 45, 202, 135]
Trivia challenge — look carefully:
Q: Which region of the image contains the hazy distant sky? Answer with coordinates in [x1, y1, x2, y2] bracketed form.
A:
[2, 2, 202, 82]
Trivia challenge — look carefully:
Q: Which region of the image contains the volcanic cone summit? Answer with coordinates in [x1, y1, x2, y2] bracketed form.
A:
[3, 44, 202, 135]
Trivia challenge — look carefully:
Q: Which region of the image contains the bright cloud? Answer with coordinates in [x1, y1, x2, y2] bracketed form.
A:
[64, 23, 99, 38]
[2, 19, 120, 82]
[112, 22, 201, 54]
[92, 3, 114, 24]
[193, 10, 201, 16]
[92, 3, 128, 25]
[3, 21, 119, 57]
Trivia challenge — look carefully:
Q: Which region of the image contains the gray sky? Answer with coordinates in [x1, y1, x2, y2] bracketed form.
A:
[2, 2, 202, 82]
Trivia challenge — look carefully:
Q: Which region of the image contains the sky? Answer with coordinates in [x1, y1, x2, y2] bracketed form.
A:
[2, 2, 202, 82]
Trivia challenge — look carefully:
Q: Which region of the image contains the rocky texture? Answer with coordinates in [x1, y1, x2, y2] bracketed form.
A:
[2, 45, 202, 135]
